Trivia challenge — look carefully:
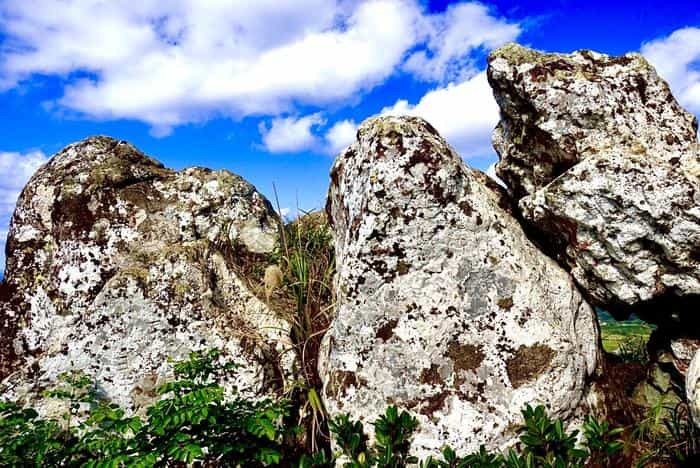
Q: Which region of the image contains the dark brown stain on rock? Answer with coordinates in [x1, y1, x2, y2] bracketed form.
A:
[0, 281, 21, 380]
[419, 390, 449, 418]
[447, 342, 485, 373]
[420, 364, 443, 386]
[327, 370, 367, 399]
[396, 260, 410, 276]
[52, 193, 96, 237]
[506, 343, 555, 388]
[497, 296, 514, 310]
[458, 200, 473, 216]
[375, 318, 398, 341]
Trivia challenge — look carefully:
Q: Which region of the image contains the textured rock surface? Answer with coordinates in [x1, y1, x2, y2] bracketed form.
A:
[0, 137, 293, 410]
[687, 350, 700, 428]
[488, 43, 700, 318]
[646, 329, 700, 387]
[320, 116, 599, 456]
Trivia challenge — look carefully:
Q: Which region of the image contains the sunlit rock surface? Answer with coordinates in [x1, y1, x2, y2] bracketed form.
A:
[488, 43, 700, 320]
[320, 116, 600, 456]
[687, 350, 700, 428]
[0, 136, 293, 411]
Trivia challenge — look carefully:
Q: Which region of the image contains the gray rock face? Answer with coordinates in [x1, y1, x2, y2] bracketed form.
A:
[0, 286, 19, 379]
[0, 137, 293, 410]
[648, 330, 700, 384]
[488, 43, 700, 318]
[320, 116, 599, 456]
[687, 350, 700, 428]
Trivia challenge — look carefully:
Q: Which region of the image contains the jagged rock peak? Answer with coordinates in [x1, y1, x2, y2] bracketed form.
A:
[489, 43, 698, 199]
[488, 43, 700, 319]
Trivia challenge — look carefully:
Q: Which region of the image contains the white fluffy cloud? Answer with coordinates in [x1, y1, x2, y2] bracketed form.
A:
[381, 71, 499, 158]
[0, 0, 519, 135]
[318, 72, 500, 159]
[259, 113, 325, 153]
[641, 27, 700, 115]
[0, 150, 49, 271]
[0, 150, 47, 213]
[404, 2, 520, 82]
[325, 119, 359, 155]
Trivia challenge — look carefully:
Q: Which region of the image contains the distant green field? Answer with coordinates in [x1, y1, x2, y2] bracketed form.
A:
[597, 309, 654, 354]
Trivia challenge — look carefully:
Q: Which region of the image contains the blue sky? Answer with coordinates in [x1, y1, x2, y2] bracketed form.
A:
[1, 0, 699, 273]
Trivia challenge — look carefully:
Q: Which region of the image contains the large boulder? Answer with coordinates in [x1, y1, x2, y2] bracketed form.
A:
[0, 136, 293, 410]
[488, 43, 700, 320]
[320, 116, 600, 456]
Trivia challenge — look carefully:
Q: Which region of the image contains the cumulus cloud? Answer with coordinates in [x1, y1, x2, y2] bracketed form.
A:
[0, 0, 519, 135]
[259, 113, 325, 153]
[325, 119, 359, 155]
[0, 150, 49, 271]
[404, 2, 520, 82]
[320, 72, 501, 160]
[381, 71, 499, 158]
[641, 27, 700, 115]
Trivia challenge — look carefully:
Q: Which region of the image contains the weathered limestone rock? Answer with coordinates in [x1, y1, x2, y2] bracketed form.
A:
[320, 116, 599, 456]
[640, 328, 700, 397]
[0, 283, 19, 379]
[0, 136, 293, 411]
[488, 43, 700, 319]
[687, 350, 700, 427]
[631, 363, 681, 421]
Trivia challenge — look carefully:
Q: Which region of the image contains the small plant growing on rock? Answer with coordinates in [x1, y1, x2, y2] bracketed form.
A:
[517, 404, 588, 467]
[269, 191, 336, 454]
[329, 412, 371, 467]
[373, 406, 420, 468]
[635, 400, 700, 466]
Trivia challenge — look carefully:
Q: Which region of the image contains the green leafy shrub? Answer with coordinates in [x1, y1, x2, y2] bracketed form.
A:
[0, 402, 67, 467]
[0, 349, 630, 467]
[328, 404, 623, 468]
[328, 406, 418, 468]
[581, 414, 624, 464]
[0, 349, 293, 467]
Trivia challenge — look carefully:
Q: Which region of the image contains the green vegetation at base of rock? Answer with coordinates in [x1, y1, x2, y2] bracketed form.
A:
[321, 404, 624, 468]
[0, 349, 294, 467]
[7, 348, 693, 468]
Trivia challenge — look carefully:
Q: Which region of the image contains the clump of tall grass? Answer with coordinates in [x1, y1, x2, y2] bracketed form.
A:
[617, 336, 650, 364]
[634, 401, 700, 466]
[269, 186, 336, 453]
